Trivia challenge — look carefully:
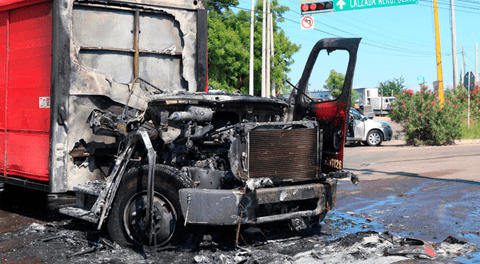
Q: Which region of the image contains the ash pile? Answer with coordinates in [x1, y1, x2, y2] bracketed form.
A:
[2, 218, 478, 264]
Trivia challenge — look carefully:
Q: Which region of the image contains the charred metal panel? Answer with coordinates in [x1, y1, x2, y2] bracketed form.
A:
[73, 6, 134, 50]
[75, 0, 206, 11]
[64, 96, 118, 190]
[179, 182, 334, 225]
[70, 1, 199, 95]
[138, 13, 183, 52]
[255, 184, 325, 205]
[196, 8, 207, 91]
[187, 168, 223, 189]
[138, 54, 184, 91]
[179, 189, 243, 225]
[47, 0, 205, 192]
[49, 0, 72, 193]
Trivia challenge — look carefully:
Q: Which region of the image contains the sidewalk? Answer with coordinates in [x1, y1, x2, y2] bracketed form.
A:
[454, 139, 480, 145]
[374, 116, 480, 146]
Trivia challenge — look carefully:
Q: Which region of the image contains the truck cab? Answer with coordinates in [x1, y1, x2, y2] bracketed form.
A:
[0, 0, 360, 248]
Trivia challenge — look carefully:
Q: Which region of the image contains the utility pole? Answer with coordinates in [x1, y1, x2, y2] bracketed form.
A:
[261, 0, 266, 97]
[476, 43, 478, 86]
[266, 0, 271, 98]
[463, 45, 470, 128]
[249, 0, 254, 96]
[270, 13, 275, 97]
[450, 0, 458, 89]
[433, 0, 445, 106]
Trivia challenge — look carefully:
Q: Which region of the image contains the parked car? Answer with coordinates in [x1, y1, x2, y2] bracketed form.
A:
[346, 108, 392, 146]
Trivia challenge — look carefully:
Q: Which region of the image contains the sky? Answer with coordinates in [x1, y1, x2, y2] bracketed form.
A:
[236, 0, 480, 92]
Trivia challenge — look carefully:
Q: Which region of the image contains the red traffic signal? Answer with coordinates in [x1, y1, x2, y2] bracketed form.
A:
[300, 1, 333, 14]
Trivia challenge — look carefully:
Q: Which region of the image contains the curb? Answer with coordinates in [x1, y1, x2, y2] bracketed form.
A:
[454, 139, 480, 145]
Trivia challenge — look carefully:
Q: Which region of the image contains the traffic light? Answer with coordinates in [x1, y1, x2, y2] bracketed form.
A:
[300, 1, 333, 14]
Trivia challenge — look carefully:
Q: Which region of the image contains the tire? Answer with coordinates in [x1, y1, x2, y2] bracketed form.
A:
[107, 164, 193, 248]
[366, 130, 383, 146]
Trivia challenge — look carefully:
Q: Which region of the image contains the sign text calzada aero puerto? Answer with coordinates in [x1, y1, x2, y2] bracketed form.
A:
[334, 0, 418, 12]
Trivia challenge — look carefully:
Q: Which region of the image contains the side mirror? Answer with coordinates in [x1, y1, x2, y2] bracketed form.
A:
[362, 117, 368, 121]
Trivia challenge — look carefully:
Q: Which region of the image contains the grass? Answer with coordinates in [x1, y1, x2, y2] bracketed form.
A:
[460, 117, 480, 139]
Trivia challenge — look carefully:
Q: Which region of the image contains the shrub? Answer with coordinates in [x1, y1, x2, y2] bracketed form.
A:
[389, 86, 463, 145]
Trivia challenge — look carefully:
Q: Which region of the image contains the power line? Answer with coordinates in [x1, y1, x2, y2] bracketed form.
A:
[216, 1, 464, 57]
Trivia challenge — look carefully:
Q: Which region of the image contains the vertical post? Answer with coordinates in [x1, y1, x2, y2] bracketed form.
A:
[266, 0, 271, 98]
[133, 9, 140, 80]
[433, 0, 445, 107]
[249, 0, 255, 96]
[450, 0, 458, 89]
[261, 0, 266, 97]
[476, 43, 478, 86]
[463, 46, 469, 128]
[468, 73, 470, 128]
[270, 11, 275, 97]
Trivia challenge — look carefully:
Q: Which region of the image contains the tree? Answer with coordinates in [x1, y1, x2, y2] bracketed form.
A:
[323, 69, 344, 98]
[323, 69, 359, 107]
[378, 77, 405, 97]
[207, 0, 300, 95]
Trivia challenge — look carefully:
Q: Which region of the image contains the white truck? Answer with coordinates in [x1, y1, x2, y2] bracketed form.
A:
[370, 97, 396, 115]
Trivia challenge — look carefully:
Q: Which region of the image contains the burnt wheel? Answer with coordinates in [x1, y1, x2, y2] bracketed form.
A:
[107, 165, 193, 247]
[366, 130, 383, 146]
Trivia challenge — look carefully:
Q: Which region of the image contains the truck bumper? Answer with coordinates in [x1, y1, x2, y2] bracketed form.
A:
[178, 180, 336, 225]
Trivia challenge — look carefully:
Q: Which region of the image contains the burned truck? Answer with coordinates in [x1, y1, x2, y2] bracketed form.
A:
[0, 0, 359, 248]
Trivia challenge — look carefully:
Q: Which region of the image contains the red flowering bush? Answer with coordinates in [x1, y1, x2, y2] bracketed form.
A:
[389, 85, 463, 145]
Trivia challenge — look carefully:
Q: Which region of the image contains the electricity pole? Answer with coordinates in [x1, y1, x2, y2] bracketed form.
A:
[433, 0, 445, 106]
[450, 0, 458, 89]
[266, 0, 271, 98]
[249, 0, 254, 96]
[261, 0, 266, 97]
[270, 13, 275, 97]
[476, 43, 478, 86]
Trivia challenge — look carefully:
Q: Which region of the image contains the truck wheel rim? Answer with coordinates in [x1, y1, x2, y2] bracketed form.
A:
[123, 191, 177, 246]
[368, 133, 380, 145]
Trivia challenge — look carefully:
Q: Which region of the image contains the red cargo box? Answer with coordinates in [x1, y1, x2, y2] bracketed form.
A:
[0, 0, 52, 182]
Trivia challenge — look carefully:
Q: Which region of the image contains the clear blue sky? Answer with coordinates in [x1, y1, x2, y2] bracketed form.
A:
[236, 0, 479, 92]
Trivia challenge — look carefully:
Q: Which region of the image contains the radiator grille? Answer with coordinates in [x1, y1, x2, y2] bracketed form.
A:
[249, 128, 318, 182]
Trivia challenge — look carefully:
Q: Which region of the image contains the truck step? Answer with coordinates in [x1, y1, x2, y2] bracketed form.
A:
[59, 207, 99, 224]
[72, 181, 105, 211]
[73, 180, 104, 196]
[59, 181, 104, 224]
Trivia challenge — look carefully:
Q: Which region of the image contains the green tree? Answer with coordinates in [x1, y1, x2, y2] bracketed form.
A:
[378, 77, 405, 97]
[323, 69, 358, 107]
[323, 69, 344, 98]
[207, 0, 300, 95]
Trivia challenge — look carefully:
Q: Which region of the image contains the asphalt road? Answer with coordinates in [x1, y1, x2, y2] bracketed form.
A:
[344, 143, 480, 182]
[333, 140, 480, 261]
[1, 123, 479, 263]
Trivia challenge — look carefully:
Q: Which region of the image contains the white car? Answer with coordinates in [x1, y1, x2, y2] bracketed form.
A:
[346, 108, 392, 146]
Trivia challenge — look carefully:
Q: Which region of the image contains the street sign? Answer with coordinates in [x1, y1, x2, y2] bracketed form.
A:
[334, 0, 419, 12]
[301, 16, 314, 30]
[464, 72, 475, 91]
